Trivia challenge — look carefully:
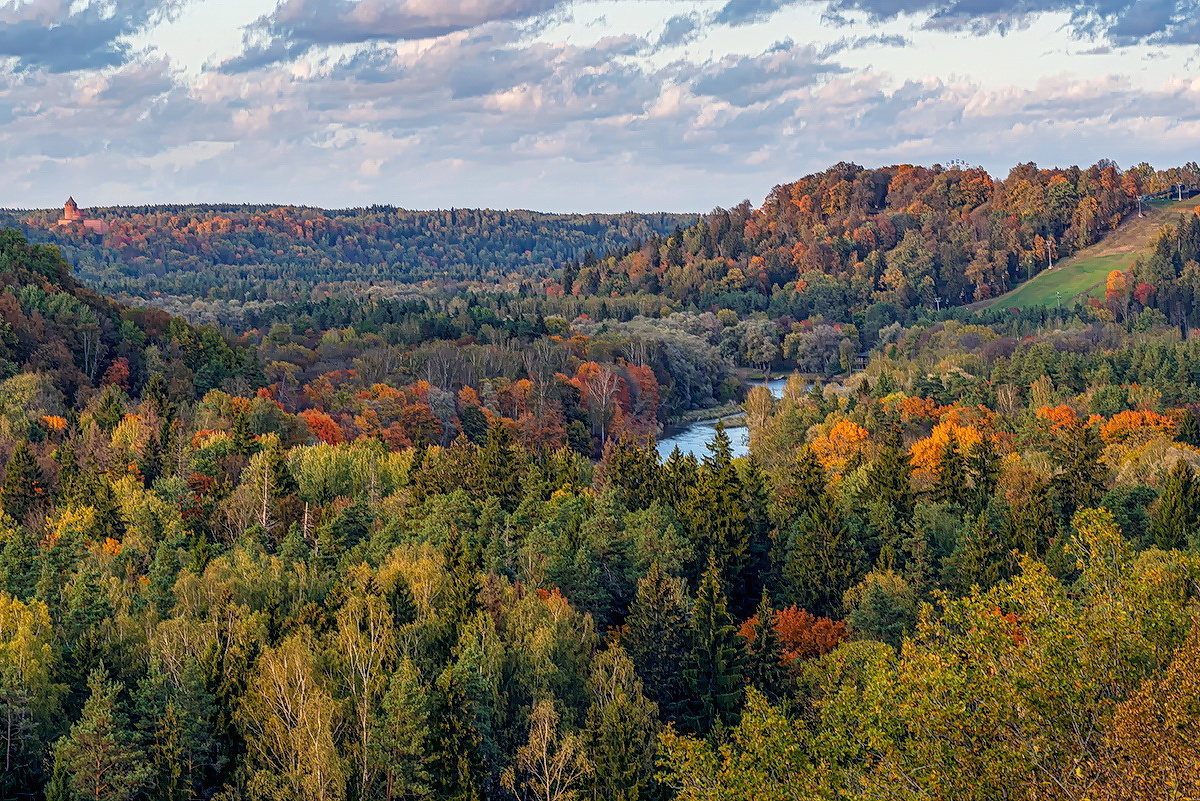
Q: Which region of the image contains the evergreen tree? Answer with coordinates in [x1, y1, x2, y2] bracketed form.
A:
[769, 445, 825, 529]
[621, 562, 690, 721]
[1, 442, 44, 521]
[965, 437, 1002, 515]
[933, 438, 968, 507]
[947, 511, 1008, 593]
[682, 558, 744, 734]
[1178, 409, 1200, 448]
[863, 432, 914, 565]
[681, 424, 748, 596]
[773, 492, 857, 618]
[1150, 460, 1199, 549]
[133, 660, 223, 801]
[459, 405, 489, 447]
[1050, 422, 1107, 521]
[478, 423, 522, 511]
[584, 644, 659, 801]
[52, 668, 150, 801]
[388, 576, 418, 629]
[604, 437, 662, 512]
[429, 666, 483, 801]
[741, 592, 785, 700]
[372, 659, 432, 801]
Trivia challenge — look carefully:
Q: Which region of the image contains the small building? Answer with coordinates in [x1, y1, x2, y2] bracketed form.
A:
[57, 197, 108, 234]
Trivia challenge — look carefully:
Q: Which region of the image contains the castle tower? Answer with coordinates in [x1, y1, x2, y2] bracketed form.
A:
[60, 197, 84, 224]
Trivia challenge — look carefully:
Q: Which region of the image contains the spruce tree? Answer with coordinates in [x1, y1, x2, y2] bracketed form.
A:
[1150, 461, 1199, 549]
[742, 591, 785, 700]
[681, 424, 748, 594]
[948, 511, 1007, 593]
[769, 445, 825, 528]
[774, 492, 857, 618]
[1, 442, 44, 521]
[965, 437, 1001, 515]
[682, 558, 744, 734]
[52, 668, 151, 801]
[584, 644, 659, 801]
[621, 561, 690, 720]
[933, 438, 968, 508]
[429, 665, 483, 801]
[1050, 423, 1107, 521]
[373, 659, 432, 800]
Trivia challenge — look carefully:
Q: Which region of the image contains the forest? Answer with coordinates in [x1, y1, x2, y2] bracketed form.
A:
[2, 158, 1200, 801]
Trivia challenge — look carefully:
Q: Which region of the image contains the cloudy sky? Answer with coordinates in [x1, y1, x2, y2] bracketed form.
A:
[1, 0, 1198, 212]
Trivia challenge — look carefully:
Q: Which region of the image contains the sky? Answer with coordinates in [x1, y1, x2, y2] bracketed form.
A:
[0, 0, 1198, 213]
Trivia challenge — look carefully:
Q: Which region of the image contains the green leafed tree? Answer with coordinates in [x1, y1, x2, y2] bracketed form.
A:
[51, 667, 150, 801]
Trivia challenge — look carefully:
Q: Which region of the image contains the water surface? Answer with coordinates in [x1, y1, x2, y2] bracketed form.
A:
[655, 377, 789, 460]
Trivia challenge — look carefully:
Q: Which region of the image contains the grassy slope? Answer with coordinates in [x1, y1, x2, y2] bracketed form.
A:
[982, 198, 1198, 309]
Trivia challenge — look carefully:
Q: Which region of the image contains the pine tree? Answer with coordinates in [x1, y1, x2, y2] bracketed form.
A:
[1, 442, 44, 521]
[682, 558, 744, 734]
[681, 424, 748, 594]
[934, 438, 968, 507]
[621, 561, 690, 721]
[742, 592, 785, 700]
[773, 492, 857, 618]
[52, 667, 151, 801]
[429, 666, 482, 801]
[584, 644, 659, 801]
[372, 659, 432, 801]
[1150, 461, 1199, 549]
[965, 436, 1002, 515]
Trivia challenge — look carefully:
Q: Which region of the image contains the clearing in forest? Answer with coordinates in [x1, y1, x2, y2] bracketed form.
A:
[981, 197, 1199, 309]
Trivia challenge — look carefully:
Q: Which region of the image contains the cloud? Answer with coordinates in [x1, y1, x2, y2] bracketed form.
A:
[222, 0, 571, 71]
[0, 0, 181, 72]
[690, 40, 846, 105]
[823, 0, 1200, 44]
[713, 0, 794, 27]
[657, 13, 702, 47]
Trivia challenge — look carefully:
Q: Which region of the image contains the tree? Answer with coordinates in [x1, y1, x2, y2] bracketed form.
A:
[772, 492, 857, 619]
[843, 570, 918, 648]
[682, 559, 744, 734]
[1149, 460, 1199, 549]
[372, 659, 432, 801]
[237, 635, 346, 801]
[502, 700, 591, 801]
[946, 511, 1009, 593]
[1050, 421, 1108, 521]
[0, 442, 44, 521]
[1085, 626, 1200, 799]
[739, 592, 785, 699]
[680, 425, 748, 598]
[583, 645, 659, 801]
[621, 562, 690, 721]
[0, 594, 62, 796]
[51, 667, 150, 801]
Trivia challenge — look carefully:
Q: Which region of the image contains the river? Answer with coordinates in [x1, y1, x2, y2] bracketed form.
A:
[655, 377, 789, 460]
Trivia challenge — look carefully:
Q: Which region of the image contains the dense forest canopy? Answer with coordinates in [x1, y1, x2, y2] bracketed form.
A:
[3, 158, 1200, 801]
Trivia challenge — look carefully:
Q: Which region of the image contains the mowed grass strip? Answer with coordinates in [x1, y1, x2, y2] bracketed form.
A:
[983, 198, 1199, 309]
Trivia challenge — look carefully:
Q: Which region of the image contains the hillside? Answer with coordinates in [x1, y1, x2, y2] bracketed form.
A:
[0, 204, 696, 316]
[0, 229, 256, 428]
[982, 196, 1200, 309]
